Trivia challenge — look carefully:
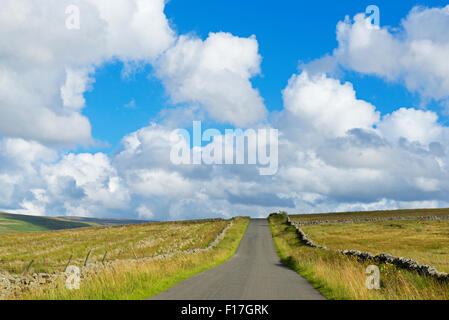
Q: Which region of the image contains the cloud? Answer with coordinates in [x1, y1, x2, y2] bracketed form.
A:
[1, 0, 266, 144]
[89, 0, 175, 62]
[126, 169, 193, 197]
[282, 72, 380, 137]
[334, 6, 449, 102]
[274, 69, 449, 206]
[156, 32, 267, 126]
[61, 67, 95, 110]
[0, 138, 57, 209]
[124, 99, 136, 109]
[108, 86, 449, 218]
[41, 153, 130, 210]
[136, 205, 154, 220]
[18, 189, 50, 216]
[0, 147, 131, 216]
[377, 108, 446, 145]
[4, 3, 449, 220]
[3, 84, 449, 219]
[0, 0, 174, 145]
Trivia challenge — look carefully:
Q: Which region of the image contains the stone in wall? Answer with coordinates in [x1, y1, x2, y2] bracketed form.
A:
[284, 215, 449, 282]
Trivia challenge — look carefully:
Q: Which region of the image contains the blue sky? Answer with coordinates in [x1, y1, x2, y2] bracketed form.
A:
[3, 0, 449, 220]
[83, 0, 449, 153]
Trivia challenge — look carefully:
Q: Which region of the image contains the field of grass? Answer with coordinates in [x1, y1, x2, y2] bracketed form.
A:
[59, 216, 149, 226]
[0, 213, 94, 235]
[0, 212, 149, 235]
[290, 208, 449, 223]
[269, 214, 449, 300]
[21, 217, 249, 300]
[301, 219, 449, 273]
[0, 218, 229, 274]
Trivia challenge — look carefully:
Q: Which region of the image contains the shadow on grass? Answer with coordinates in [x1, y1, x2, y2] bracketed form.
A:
[0, 212, 91, 231]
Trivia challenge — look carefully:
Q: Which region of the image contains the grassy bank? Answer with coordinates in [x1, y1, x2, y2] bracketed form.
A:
[21, 217, 249, 300]
[269, 214, 449, 300]
[302, 219, 449, 273]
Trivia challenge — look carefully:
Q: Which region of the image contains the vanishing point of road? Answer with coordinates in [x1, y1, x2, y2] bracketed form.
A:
[152, 219, 325, 300]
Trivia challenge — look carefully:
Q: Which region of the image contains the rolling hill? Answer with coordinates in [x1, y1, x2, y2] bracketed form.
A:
[0, 212, 148, 235]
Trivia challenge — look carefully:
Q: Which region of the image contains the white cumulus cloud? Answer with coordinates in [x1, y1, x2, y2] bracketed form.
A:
[0, 0, 174, 145]
[282, 72, 380, 137]
[334, 6, 449, 102]
[156, 32, 267, 126]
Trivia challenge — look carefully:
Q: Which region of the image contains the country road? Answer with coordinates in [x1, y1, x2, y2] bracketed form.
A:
[152, 219, 325, 300]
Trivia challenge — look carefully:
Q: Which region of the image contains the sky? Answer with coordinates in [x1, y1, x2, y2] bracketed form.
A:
[2, 0, 449, 220]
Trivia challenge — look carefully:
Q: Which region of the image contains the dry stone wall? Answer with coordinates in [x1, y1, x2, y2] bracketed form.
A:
[286, 216, 449, 281]
[0, 220, 233, 300]
[292, 215, 449, 226]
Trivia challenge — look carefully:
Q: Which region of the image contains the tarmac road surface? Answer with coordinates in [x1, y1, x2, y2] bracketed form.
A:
[151, 219, 325, 300]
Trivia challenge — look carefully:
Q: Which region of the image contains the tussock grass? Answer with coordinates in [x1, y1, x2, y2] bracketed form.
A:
[302, 219, 449, 273]
[0, 218, 229, 274]
[269, 214, 449, 300]
[21, 217, 249, 300]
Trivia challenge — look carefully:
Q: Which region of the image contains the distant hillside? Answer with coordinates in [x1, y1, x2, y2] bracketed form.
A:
[0, 212, 92, 235]
[0, 212, 149, 235]
[59, 216, 150, 226]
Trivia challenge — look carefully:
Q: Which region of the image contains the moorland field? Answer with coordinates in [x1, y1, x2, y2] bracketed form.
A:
[270, 210, 449, 300]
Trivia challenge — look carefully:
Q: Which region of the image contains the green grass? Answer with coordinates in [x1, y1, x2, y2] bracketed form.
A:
[22, 217, 249, 300]
[269, 213, 449, 300]
[0, 212, 93, 235]
[0, 212, 150, 236]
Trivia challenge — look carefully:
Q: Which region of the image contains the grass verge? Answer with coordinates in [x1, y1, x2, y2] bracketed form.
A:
[21, 217, 249, 300]
[269, 213, 449, 300]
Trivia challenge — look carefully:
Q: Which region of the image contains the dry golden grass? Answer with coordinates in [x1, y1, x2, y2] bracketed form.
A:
[269, 214, 449, 300]
[0, 219, 228, 274]
[21, 217, 249, 300]
[290, 208, 449, 223]
[302, 219, 449, 273]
